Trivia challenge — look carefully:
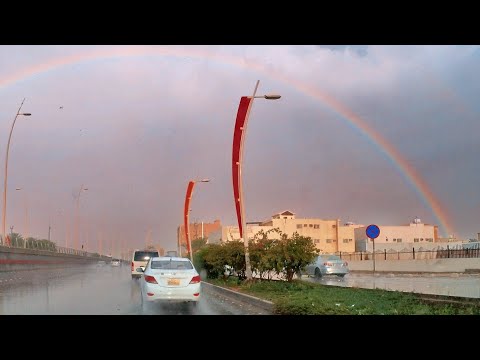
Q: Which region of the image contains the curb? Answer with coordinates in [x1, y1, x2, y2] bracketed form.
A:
[201, 281, 274, 313]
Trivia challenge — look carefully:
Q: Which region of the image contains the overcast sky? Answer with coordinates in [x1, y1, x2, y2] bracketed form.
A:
[0, 45, 478, 254]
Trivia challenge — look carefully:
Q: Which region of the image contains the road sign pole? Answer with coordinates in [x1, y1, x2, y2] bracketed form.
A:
[372, 237, 375, 274]
[366, 224, 380, 276]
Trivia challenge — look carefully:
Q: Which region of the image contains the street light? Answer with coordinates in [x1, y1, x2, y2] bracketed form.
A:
[74, 184, 88, 250]
[2, 99, 31, 246]
[183, 179, 210, 262]
[232, 80, 281, 280]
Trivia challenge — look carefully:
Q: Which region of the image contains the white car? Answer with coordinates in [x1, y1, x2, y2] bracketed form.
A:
[138, 257, 201, 308]
[111, 259, 121, 266]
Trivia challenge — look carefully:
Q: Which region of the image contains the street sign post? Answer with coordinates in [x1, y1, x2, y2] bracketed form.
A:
[366, 224, 380, 273]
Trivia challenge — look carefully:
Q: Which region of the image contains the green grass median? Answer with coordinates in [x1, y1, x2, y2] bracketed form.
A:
[207, 278, 480, 315]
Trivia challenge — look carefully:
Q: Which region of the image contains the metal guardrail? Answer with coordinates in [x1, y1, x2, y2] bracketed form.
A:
[1, 242, 111, 259]
[336, 243, 480, 261]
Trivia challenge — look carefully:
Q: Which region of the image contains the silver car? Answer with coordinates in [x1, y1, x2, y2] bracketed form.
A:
[303, 254, 349, 278]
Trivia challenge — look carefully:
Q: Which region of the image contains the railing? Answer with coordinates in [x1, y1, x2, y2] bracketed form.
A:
[1, 241, 108, 258]
[336, 243, 480, 261]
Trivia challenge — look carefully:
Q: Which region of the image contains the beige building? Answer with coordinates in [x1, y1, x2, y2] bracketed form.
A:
[209, 210, 357, 253]
[354, 217, 438, 251]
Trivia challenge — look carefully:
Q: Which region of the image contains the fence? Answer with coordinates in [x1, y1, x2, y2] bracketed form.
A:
[336, 243, 480, 261]
[1, 241, 103, 258]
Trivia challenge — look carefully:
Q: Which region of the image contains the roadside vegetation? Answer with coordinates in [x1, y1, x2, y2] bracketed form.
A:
[208, 277, 480, 315]
[193, 230, 480, 315]
[192, 229, 317, 282]
[7, 233, 57, 251]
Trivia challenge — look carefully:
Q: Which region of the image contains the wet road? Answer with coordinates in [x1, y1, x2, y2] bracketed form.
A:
[302, 272, 480, 298]
[0, 265, 267, 315]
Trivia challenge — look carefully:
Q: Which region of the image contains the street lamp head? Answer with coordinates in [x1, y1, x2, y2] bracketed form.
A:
[199, 179, 210, 183]
[15, 188, 22, 191]
[20, 113, 31, 116]
[83, 188, 89, 191]
[264, 94, 281, 100]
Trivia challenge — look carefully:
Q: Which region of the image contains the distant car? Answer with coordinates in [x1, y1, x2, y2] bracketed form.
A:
[302, 254, 349, 278]
[138, 256, 201, 309]
[111, 259, 120, 267]
[131, 249, 159, 279]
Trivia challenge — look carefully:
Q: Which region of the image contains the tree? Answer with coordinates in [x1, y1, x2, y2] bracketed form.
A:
[274, 232, 318, 282]
[9, 233, 24, 248]
[192, 237, 207, 254]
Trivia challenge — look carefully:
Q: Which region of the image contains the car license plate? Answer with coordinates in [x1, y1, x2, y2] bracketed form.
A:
[168, 278, 180, 286]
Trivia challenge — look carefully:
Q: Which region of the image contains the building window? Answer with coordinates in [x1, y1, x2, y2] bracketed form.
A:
[326, 239, 332, 243]
[426, 238, 433, 242]
[314, 239, 320, 244]
[393, 238, 397, 242]
[309, 224, 313, 228]
[332, 225, 336, 228]
[343, 239, 349, 243]
[283, 217, 287, 219]
[304, 224, 308, 227]
[296, 224, 302, 229]
[397, 238, 402, 243]
[420, 238, 424, 241]
[314, 224, 319, 229]
[349, 239, 353, 242]
[333, 239, 337, 242]
[414, 238, 419, 243]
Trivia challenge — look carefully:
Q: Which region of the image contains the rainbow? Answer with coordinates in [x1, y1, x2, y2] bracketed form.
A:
[0, 45, 452, 236]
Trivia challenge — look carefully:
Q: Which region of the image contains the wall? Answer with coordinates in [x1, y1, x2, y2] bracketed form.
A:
[347, 258, 480, 273]
[0, 246, 105, 272]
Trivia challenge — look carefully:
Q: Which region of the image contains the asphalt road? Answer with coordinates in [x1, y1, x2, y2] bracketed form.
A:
[0, 265, 268, 315]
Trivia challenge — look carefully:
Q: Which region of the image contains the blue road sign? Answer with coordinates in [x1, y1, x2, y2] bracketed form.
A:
[366, 224, 380, 239]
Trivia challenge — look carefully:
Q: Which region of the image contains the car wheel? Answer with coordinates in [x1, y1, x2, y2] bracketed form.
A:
[337, 274, 346, 278]
[314, 267, 322, 279]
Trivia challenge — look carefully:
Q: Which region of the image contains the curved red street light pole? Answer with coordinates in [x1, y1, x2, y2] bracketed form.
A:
[232, 80, 281, 280]
[183, 179, 210, 262]
[2, 99, 31, 246]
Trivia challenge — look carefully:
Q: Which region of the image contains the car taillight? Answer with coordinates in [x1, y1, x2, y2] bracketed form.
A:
[190, 275, 201, 284]
[144, 275, 157, 284]
[131, 262, 134, 271]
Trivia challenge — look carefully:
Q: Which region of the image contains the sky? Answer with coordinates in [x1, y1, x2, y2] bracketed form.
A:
[0, 45, 479, 254]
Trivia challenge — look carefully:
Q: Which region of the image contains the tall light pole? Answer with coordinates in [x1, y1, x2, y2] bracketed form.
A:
[183, 179, 210, 262]
[74, 184, 88, 250]
[232, 80, 281, 280]
[2, 99, 31, 246]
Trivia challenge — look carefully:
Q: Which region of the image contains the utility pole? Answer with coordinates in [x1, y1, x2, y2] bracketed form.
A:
[48, 224, 51, 241]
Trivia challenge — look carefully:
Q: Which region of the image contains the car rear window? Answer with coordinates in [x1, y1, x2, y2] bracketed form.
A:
[326, 255, 341, 261]
[151, 260, 193, 270]
[134, 251, 159, 261]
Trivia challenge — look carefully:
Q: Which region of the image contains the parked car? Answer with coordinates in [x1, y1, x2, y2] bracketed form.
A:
[131, 249, 159, 279]
[137, 257, 201, 309]
[302, 254, 349, 278]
